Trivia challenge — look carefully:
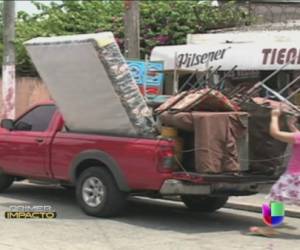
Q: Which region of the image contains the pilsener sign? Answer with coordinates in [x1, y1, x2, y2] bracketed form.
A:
[177, 48, 227, 68]
[151, 43, 300, 71]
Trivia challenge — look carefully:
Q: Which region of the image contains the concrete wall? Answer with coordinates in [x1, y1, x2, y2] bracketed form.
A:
[251, 2, 300, 23]
[0, 77, 51, 118]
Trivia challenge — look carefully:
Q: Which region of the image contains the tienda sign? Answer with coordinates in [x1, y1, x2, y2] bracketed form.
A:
[262, 48, 300, 65]
[151, 43, 300, 71]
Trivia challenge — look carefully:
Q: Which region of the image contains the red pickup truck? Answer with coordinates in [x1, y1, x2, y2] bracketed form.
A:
[0, 102, 276, 217]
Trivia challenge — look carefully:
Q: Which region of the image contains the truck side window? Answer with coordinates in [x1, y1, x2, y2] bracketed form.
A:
[14, 105, 57, 132]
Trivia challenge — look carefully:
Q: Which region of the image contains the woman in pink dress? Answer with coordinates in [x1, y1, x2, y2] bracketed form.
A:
[250, 108, 300, 236]
[267, 108, 300, 205]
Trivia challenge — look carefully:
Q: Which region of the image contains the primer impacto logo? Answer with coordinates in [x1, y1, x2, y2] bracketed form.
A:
[5, 205, 57, 219]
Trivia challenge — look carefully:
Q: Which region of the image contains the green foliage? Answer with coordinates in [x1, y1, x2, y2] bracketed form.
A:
[194, 1, 252, 30]
[2, 0, 252, 76]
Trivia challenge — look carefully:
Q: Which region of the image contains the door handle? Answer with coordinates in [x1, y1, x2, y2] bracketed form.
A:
[35, 138, 44, 143]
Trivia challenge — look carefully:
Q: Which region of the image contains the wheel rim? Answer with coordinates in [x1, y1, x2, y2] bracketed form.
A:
[82, 177, 105, 207]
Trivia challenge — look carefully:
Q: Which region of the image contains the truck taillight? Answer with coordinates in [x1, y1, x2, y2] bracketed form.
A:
[158, 147, 175, 173]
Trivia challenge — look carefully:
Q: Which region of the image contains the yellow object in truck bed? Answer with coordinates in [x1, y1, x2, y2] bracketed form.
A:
[161, 127, 183, 163]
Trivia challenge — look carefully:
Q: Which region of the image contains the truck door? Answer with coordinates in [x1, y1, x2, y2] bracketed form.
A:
[0, 105, 57, 177]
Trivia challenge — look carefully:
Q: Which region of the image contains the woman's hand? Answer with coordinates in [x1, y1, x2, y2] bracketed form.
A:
[271, 108, 281, 117]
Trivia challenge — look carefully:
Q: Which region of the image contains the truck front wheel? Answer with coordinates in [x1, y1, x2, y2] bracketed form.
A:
[0, 172, 14, 192]
[76, 167, 127, 217]
[181, 195, 228, 212]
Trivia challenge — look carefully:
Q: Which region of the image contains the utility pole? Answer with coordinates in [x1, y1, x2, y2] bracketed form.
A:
[2, 0, 16, 119]
[124, 0, 140, 59]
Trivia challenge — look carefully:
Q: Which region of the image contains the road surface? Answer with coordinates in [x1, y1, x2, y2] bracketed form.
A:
[0, 183, 299, 250]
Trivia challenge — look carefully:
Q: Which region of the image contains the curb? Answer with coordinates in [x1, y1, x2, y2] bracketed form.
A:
[225, 202, 300, 218]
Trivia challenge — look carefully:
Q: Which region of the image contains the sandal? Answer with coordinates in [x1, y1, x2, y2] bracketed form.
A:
[247, 226, 280, 237]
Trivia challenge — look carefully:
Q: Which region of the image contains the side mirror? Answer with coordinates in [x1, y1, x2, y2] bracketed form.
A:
[1, 119, 14, 131]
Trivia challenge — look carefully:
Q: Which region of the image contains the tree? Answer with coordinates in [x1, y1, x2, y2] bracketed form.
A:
[1, 0, 252, 76]
[0, 1, 3, 59]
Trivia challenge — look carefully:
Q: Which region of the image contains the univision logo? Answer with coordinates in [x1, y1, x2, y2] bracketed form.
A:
[262, 201, 285, 227]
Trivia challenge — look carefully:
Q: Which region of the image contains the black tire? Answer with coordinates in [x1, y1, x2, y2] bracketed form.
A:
[181, 195, 228, 212]
[76, 167, 127, 217]
[0, 172, 14, 192]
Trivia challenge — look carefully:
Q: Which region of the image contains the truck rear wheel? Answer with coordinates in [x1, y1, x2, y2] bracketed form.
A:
[0, 172, 14, 192]
[181, 195, 228, 212]
[76, 167, 127, 217]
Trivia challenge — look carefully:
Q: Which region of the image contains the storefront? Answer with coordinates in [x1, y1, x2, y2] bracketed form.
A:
[150, 30, 300, 105]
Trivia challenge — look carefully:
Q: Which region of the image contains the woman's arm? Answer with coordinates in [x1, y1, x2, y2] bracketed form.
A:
[270, 109, 297, 144]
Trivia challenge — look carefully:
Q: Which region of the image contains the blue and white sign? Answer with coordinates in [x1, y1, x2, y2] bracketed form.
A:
[127, 60, 164, 87]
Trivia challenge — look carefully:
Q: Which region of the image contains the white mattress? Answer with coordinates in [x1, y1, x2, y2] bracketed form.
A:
[25, 32, 156, 136]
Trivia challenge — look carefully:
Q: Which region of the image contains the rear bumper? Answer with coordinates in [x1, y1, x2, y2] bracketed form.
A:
[160, 180, 211, 195]
[159, 179, 273, 196]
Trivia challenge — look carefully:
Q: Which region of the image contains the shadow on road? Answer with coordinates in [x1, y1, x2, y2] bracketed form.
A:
[0, 183, 299, 240]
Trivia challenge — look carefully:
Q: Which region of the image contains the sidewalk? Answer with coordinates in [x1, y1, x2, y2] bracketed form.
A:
[226, 194, 300, 218]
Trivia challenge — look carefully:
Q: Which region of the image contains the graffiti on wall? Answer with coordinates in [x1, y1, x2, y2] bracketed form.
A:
[2, 65, 16, 119]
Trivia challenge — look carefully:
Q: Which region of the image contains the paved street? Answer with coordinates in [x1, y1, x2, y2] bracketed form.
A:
[227, 193, 300, 218]
[0, 182, 299, 250]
